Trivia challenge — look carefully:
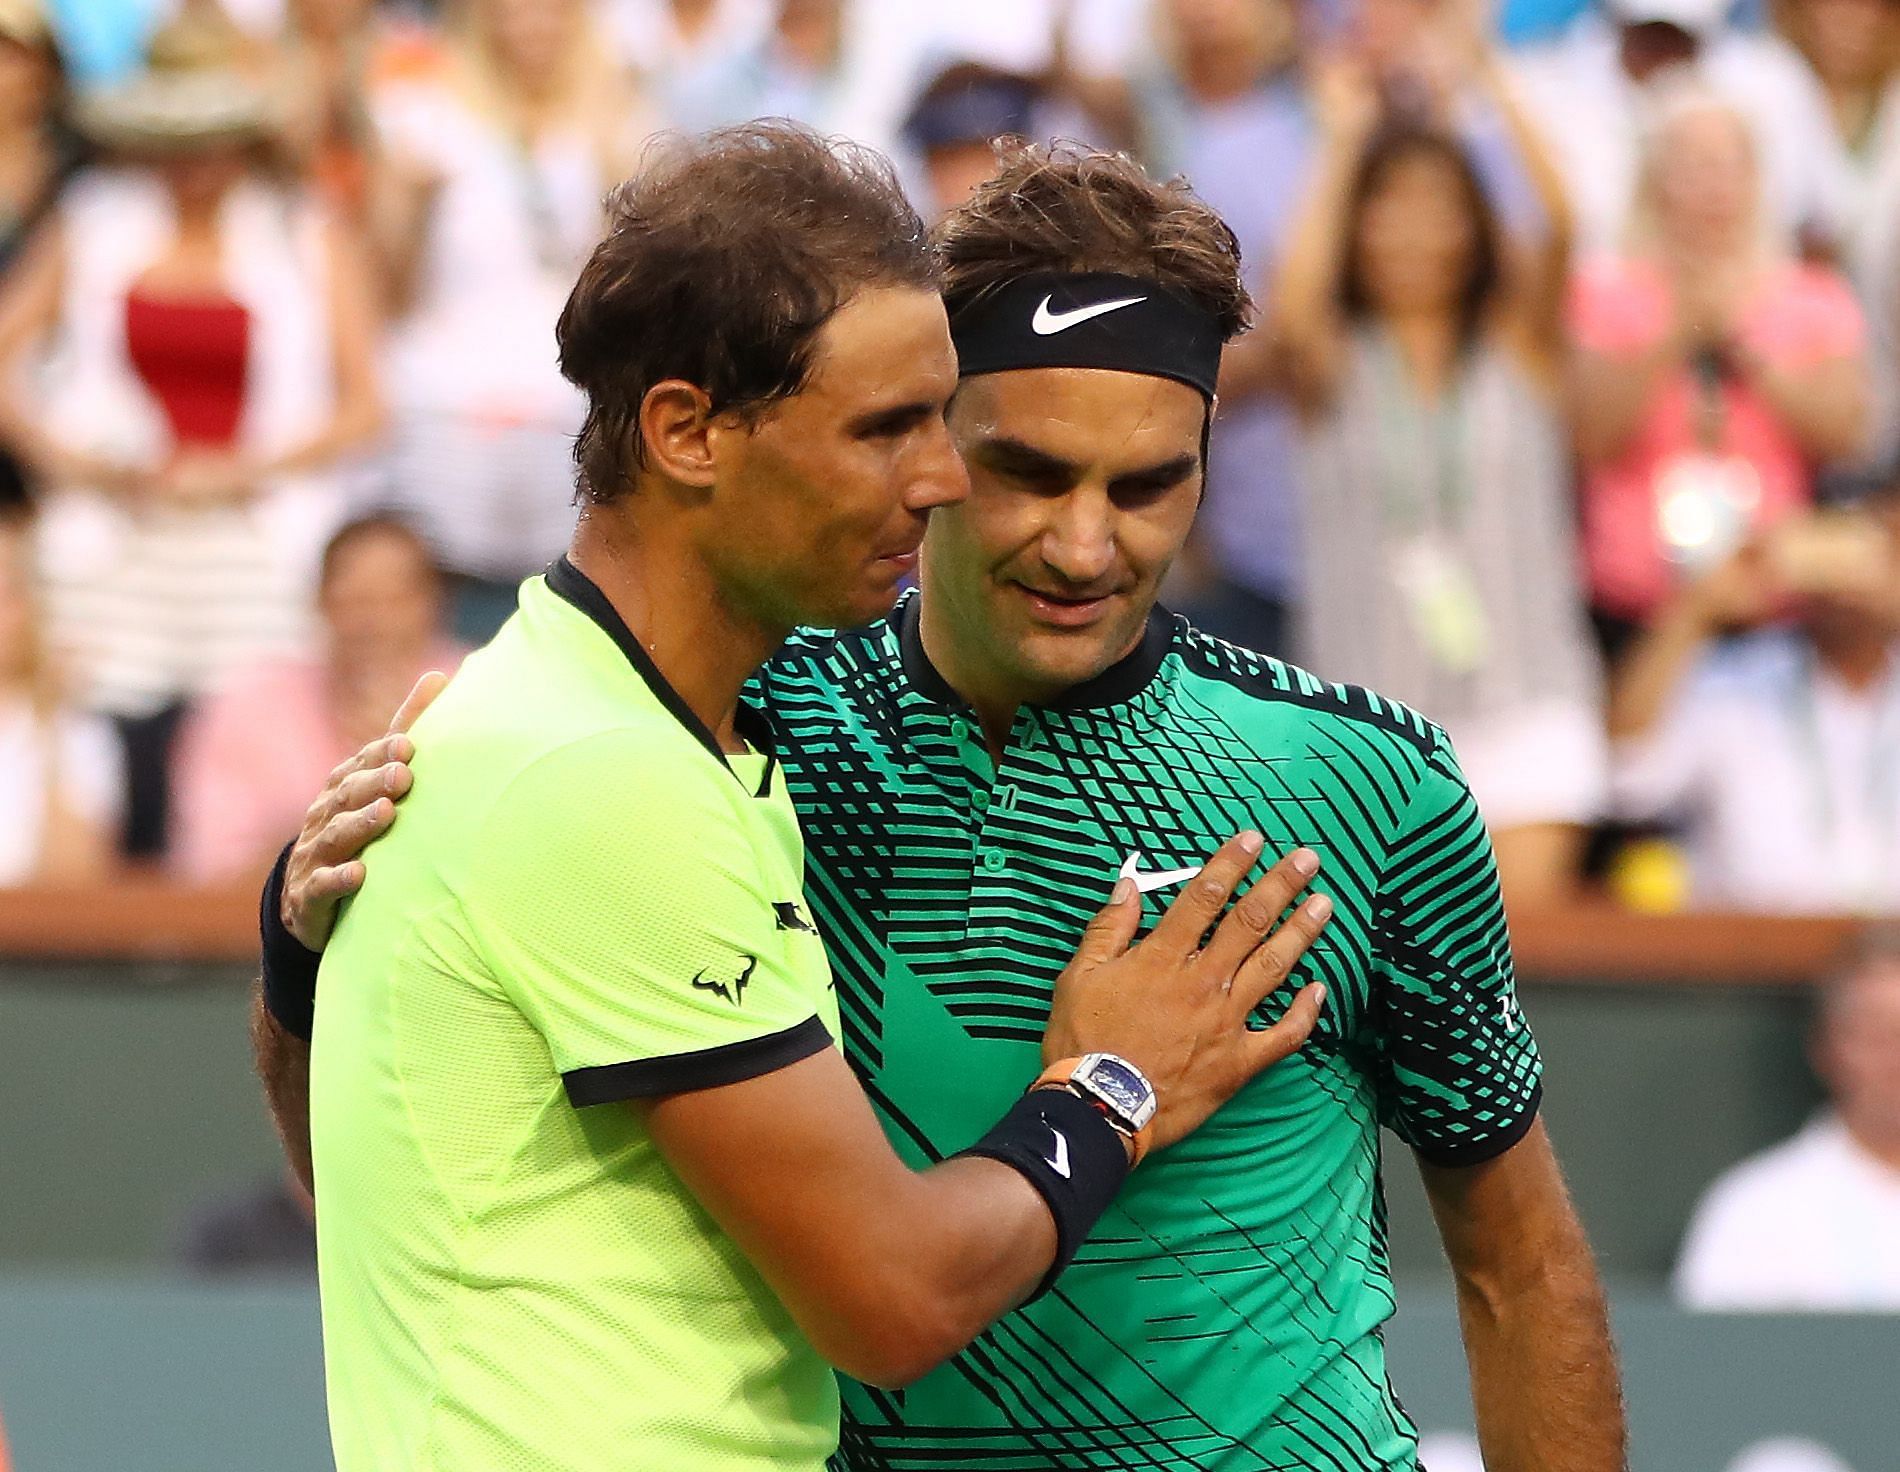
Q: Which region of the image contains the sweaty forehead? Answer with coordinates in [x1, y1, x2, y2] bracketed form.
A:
[953, 367, 1204, 465]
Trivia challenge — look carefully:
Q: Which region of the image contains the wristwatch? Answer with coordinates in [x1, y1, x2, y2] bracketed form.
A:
[1032, 1053, 1158, 1165]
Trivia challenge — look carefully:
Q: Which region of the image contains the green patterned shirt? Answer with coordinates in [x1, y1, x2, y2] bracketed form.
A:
[748, 592, 1542, 1472]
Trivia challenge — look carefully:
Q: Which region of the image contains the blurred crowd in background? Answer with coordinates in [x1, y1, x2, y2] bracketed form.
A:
[0, 0, 1895, 1319]
[4, 0, 1900, 916]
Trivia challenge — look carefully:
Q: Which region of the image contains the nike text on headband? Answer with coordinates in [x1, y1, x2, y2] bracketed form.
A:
[947, 271, 1225, 401]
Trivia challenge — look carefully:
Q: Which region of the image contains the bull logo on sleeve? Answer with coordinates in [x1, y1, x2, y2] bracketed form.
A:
[692, 955, 757, 1006]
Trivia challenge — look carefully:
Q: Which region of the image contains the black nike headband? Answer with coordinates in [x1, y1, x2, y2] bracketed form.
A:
[947, 271, 1225, 401]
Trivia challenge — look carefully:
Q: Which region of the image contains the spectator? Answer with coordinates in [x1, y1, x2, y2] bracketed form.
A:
[1783, 0, 1900, 471]
[1569, 87, 1869, 641]
[606, 0, 770, 132]
[1513, 0, 1854, 254]
[0, 513, 117, 885]
[1674, 934, 1900, 1308]
[0, 3, 381, 860]
[0, 0, 79, 280]
[1778, 0, 1900, 179]
[0, 0, 80, 515]
[1274, 56, 1605, 910]
[675, 1, 907, 160]
[370, 0, 646, 643]
[270, 0, 443, 228]
[900, 63, 1045, 220]
[1132, 0, 1304, 658]
[170, 513, 460, 884]
[1137, 0, 1555, 660]
[1608, 496, 1900, 913]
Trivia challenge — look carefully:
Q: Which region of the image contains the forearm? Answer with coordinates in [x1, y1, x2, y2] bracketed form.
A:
[1216, 320, 1287, 401]
[1453, 1236, 1626, 1472]
[254, 400, 382, 481]
[1568, 345, 1677, 466]
[1477, 56, 1573, 350]
[1742, 355, 1867, 463]
[1271, 129, 1364, 409]
[799, 1154, 1058, 1387]
[1605, 596, 1710, 740]
[249, 982, 315, 1194]
[1478, 55, 1573, 259]
[646, 1051, 1133, 1390]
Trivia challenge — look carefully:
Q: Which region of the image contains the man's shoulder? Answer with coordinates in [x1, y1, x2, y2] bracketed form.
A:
[1163, 615, 1447, 767]
[1693, 1117, 1853, 1225]
[415, 636, 735, 848]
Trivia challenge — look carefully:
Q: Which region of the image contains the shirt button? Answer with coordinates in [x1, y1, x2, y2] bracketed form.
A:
[972, 789, 991, 811]
[949, 718, 971, 743]
[980, 848, 1007, 873]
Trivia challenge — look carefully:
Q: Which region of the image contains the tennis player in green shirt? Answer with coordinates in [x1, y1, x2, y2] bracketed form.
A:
[268, 124, 1331, 1472]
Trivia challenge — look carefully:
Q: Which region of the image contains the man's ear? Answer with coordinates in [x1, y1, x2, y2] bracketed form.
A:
[639, 380, 720, 488]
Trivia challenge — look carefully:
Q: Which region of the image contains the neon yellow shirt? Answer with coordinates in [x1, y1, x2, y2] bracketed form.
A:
[310, 559, 841, 1471]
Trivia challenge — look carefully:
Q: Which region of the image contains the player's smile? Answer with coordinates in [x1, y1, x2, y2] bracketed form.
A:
[1011, 582, 1125, 629]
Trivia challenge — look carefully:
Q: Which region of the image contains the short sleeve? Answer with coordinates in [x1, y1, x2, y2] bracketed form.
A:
[1371, 733, 1543, 1166]
[461, 732, 833, 1107]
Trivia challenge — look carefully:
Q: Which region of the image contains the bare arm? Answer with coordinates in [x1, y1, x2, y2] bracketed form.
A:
[1734, 346, 1868, 465]
[645, 1048, 1057, 1387]
[1567, 331, 1681, 468]
[646, 846, 1328, 1389]
[251, 983, 314, 1193]
[1420, 1119, 1627, 1472]
[254, 220, 386, 478]
[0, 221, 142, 494]
[1605, 544, 1775, 740]
[364, 153, 441, 320]
[248, 677, 441, 1184]
[252, 675, 1333, 1386]
[33, 789, 112, 883]
[1270, 60, 1377, 416]
[1473, 52, 1573, 371]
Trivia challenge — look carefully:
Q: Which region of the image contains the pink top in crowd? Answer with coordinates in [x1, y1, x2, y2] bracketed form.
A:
[170, 646, 465, 885]
[1567, 257, 1865, 621]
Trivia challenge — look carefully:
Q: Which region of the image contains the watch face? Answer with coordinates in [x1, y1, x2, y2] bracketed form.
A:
[1084, 1056, 1150, 1120]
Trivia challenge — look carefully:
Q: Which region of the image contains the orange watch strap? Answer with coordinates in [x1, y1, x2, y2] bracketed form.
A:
[1028, 1057, 1152, 1166]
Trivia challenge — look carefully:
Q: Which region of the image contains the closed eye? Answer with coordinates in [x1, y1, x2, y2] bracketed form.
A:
[1109, 455, 1199, 506]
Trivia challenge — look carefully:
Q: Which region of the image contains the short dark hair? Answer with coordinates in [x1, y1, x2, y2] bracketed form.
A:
[1338, 124, 1503, 349]
[318, 512, 441, 590]
[933, 142, 1253, 343]
[557, 122, 938, 503]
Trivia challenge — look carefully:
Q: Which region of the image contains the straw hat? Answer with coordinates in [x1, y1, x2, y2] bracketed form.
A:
[71, 2, 274, 152]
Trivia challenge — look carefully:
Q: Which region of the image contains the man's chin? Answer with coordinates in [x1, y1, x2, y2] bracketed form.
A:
[1007, 618, 1137, 692]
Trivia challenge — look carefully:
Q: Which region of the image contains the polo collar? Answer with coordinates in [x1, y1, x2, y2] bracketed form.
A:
[895, 591, 1174, 714]
[545, 556, 777, 794]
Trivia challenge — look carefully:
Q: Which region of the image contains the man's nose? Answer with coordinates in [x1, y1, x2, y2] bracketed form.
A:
[902, 419, 970, 512]
[1040, 492, 1117, 586]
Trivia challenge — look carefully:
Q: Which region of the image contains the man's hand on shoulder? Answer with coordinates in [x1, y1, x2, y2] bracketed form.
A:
[283, 672, 445, 948]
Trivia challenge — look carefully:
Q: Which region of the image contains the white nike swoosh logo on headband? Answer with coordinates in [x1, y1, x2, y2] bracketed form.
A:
[1031, 293, 1148, 336]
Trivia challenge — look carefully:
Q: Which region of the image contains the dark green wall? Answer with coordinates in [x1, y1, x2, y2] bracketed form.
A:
[0, 964, 1826, 1279]
[4, 1282, 1894, 1472]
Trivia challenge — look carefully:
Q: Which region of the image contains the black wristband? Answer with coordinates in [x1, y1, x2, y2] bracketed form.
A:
[260, 841, 323, 1043]
[956, 1086, 1131, 1302]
